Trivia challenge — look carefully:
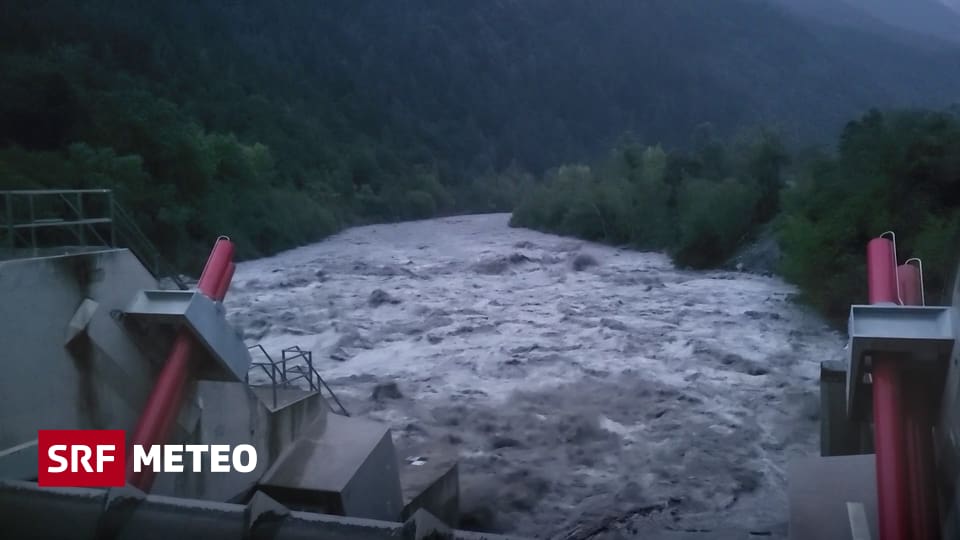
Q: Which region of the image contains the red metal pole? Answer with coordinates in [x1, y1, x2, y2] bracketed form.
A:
[868, 238, 899, 305]
[197, 238, 236, 298]
[214, 262, 236, 302]
[867, 237, 910, 540]
[127, 238, 235, 491]
[897, 264, 922, 308]
[898, 264, 940, 540]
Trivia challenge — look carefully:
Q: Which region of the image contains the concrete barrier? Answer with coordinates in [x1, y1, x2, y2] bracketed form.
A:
[0, 480, 524, 540]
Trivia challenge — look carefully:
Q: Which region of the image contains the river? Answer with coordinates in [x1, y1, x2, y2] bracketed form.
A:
[225, 213, 844, 539]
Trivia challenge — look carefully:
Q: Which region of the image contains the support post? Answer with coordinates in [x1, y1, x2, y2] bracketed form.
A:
[76, 192, 85, 246]
[4, 193, 13, 251]
[28, 193, 36, 256]
[108, 191, 116, 247]
[866, 237, 910, 540]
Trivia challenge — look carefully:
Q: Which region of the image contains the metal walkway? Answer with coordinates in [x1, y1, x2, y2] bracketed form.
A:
[0, 189, 186, 289]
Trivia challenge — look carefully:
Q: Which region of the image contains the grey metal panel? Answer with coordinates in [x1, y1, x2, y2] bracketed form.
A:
[123, 289, 251, 382]
[846, 304, 955, 418]
[788, 454, 878, 540]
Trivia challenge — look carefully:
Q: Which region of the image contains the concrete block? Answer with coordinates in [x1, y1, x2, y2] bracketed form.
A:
[260, 414, 404, 522]
[398, 442, 460, 526]
[403, 508, 452, 540]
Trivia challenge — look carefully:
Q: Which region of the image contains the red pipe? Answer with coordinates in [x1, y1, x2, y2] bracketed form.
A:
[867, 237, 910, 540]
[197, 238, 235, 298]
[899, 264, 940, 539]
[897, 264, 922, 307]
[868, 238, 899, 304]
[214, 262, 236, 301]
[127, 238, 235, 491]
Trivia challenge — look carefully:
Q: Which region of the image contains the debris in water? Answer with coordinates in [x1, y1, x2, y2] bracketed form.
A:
[571, 253, 599, 271]
[372, 381, 404, 401]
[368, 288, 400, 307]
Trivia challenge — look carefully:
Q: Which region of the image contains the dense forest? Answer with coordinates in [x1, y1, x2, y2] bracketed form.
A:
[513, 109, 960, 322]
[2, 0, 960, 318]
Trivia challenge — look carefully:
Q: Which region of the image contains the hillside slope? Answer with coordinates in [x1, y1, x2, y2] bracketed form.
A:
[2, 0, 960, 265]
[844, 0, 960, 42]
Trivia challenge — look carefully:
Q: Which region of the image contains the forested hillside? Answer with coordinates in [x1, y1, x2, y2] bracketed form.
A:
[514, 109, 960, 322]
[2, 0, 960, 271]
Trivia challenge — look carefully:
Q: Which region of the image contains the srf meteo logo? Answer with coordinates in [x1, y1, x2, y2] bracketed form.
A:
[38, 430, 257, 487]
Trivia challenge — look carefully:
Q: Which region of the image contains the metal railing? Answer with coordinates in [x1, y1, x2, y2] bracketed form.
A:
[247, 344, 349, 416]
[0, 189, 186, 289]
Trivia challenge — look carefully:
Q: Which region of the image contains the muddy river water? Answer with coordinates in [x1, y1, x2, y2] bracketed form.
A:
[226, 213, 844, 539]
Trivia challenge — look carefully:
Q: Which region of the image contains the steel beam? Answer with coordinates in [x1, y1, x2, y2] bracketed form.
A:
[845, 305, 953, 418]
[123, 290, 251, 382]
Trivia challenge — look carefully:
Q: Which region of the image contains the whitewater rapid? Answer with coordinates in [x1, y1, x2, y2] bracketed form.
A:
[225, 213, 844, 539]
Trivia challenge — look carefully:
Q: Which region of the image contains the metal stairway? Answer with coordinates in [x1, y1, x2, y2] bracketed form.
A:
[248, 343, 349, 415]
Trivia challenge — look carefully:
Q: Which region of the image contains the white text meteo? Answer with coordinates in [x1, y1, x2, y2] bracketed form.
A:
[131, 444, 257, 473]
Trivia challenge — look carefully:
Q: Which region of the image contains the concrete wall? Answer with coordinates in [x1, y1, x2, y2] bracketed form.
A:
[153, 382, 327, 502]
[0, 250, 164, 453]
[0, 249, 329, 503]
[0, 480, 525, 540]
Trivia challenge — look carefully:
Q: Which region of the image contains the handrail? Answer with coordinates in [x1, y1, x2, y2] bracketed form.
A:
[0, 189, 111, 195]
[246, 343, 349, 416]
[247, 344, 280, 409]
[1, 189, 186, 290]
[283, 345, 350, 416]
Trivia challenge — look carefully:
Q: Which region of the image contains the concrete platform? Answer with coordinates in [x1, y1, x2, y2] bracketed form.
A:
[250, 385, 318, 412]
[788, 454, 878, 540]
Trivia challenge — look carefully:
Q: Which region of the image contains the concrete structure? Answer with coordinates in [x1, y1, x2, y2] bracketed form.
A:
[789, 455, 879, 540]
[0, 246, 470, 538]
[259, 413, 404, 521]
[0, 480, 520, 540]
[790, 235, 960, 539]
[398, 442, 460, 525]
[0, 249, 177, 455]
[820, 361, 870, 457]
[123, 289, 252, 382]
[152, 381, 326, 502]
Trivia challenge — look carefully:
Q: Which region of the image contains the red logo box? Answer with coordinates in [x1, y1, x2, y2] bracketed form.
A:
[38, 430, 126, 487]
